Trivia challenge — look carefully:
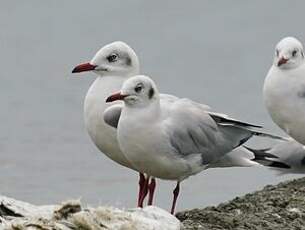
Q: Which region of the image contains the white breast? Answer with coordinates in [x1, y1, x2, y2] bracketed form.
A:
[264, 65, 305, 144]
[117, 107, 202, 181]
[84, 76, 134, 169]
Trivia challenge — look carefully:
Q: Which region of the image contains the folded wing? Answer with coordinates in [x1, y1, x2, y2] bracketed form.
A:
[103, 104, 122, 129]
[163, 98, 284, 165]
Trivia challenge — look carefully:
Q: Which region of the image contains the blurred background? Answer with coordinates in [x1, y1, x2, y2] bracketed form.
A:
[0, 1, 304, 212]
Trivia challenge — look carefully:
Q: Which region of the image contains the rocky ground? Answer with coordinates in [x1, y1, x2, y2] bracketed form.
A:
[1, 177, 304, 230]
[176, 177, 305, 230]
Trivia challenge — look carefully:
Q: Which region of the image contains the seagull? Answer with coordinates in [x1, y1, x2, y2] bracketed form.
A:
[105, 75, 284, 214]
[246, 138, 305, 174]
[104, 104, 267, 169]
[71, 42, 155, 207]
[264, 36, 305, 145]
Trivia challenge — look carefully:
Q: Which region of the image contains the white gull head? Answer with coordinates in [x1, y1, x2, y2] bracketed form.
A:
[121, 75, 159, 107]
[106, 75, 159, 108]
[273, 37, 304, 70]
[72, 41, 139, 77]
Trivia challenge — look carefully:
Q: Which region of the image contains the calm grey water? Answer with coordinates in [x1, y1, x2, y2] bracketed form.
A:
[0, 1, 304, 212]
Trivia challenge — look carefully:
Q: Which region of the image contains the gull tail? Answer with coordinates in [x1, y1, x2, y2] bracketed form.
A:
[244, 146, 291, 169]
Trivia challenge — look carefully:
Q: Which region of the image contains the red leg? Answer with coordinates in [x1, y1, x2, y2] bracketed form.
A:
[148, 178, 156, 205]
[170, 182, 180, 214]
[138, 176, 149, 208]
[137, 173, 145, 207]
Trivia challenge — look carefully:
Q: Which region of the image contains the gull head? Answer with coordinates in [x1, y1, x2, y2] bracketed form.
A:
[106, 75, 159, 108]
[72, 41, 139, 77]
[274, 37, 304, 70]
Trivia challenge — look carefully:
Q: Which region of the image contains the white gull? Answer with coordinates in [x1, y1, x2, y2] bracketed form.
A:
[264, 36, 305, 145]
[72, 42, 154, 207]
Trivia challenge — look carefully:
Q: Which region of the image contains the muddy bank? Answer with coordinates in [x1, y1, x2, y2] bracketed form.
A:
[176, 177, 305, 230]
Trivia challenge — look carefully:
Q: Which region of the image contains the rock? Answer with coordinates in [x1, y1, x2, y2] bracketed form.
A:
[0, 197, 181, 230]
[128, 206, 181, 230]
[0, 195, 56, 219]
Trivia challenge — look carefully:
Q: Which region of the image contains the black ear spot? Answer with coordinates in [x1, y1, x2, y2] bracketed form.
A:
[292, 50, 297, 57]
[125, 57, 132, 66]
[148, 87, 154, 99]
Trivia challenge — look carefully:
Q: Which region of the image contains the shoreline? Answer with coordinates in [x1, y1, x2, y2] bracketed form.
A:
[1, 177, 305, 229]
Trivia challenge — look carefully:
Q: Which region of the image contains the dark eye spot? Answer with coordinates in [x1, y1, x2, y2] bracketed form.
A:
[292, 50, 297, 57]
[148, 87, 154, 99]
[135, 85, 142, 93]
[107, 53, 118, 62]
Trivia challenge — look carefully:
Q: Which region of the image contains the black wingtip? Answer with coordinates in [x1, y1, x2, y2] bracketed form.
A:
[244, 146, 291, 169]
[268, 161, 291, 169]
[244, 146, 278, 160]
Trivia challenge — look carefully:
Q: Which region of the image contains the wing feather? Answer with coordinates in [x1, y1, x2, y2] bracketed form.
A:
[103, 104, 122, 129]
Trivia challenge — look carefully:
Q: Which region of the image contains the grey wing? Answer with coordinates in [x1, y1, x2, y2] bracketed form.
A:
[164, 99, 256, 165]
[103, 104, 122, 129]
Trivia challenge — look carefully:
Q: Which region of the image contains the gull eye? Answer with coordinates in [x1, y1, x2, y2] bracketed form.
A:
[107, 53, 118, 62]
[134, 84, 143, 93]
[292, 50, 297, 57]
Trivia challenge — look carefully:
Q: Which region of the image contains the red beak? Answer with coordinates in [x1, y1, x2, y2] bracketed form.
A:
[72, 62, 97, 73]
[277, 57, 289, 67]
[106, 92, 128, 103]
